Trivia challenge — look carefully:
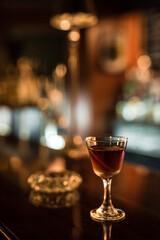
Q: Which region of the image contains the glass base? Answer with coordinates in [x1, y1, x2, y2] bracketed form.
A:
[90, 208, 125, 222]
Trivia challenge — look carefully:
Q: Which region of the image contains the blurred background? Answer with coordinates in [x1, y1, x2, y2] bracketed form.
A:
[0, 0, 160, 169]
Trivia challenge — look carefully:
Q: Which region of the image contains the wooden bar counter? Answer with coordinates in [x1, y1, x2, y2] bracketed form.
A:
[0, 138, 159, 240]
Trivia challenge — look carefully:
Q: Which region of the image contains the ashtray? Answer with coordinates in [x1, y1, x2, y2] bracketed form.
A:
[28, 170, 82, 193]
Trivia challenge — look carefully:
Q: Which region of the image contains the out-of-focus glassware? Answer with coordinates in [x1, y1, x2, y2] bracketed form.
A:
[28, 170, 82, 193]
[28, 170, 82, 208]
[49, 1, 98, 149]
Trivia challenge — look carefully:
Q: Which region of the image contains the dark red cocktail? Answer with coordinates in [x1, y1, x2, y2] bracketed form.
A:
[89, 145, 125, 179]
[86, 136, 128, 221]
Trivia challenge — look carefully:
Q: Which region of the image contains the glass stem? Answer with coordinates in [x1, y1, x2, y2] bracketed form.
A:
[102, 179, 114, 212]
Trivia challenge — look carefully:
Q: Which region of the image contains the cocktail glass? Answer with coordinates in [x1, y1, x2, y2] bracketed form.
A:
[86, 135, 128, 221]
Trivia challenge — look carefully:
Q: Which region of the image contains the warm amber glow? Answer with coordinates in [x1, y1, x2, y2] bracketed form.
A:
[17, 57, 32, 75]
[73, 135, 83, 146]
[55, 64, 67, 78]
[48, 88, 63, 105]
[136, 68, 151, 83]
[58, 116, 69, 128]
[137, 55, 151, 70]
[136, 55, 151, 83]
[10, 156, 22, 171]
[60, 20, 71, 30]
[16, 57, 39, 104]
[68, 30, 80, 42]
[47, 157, 66, 173]
[50, 12, 98, 30]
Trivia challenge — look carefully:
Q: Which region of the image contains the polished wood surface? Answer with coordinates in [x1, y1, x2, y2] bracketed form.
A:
[0, 138, 160, 240]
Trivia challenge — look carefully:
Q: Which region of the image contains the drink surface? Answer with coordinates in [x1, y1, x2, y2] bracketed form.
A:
[89, 145, 125, 179]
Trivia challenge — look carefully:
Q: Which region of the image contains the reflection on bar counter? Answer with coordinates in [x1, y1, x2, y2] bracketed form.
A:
[29, 189, 80, 208]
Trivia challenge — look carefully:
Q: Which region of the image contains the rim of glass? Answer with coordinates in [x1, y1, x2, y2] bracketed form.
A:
[85, 135, 128, 143]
